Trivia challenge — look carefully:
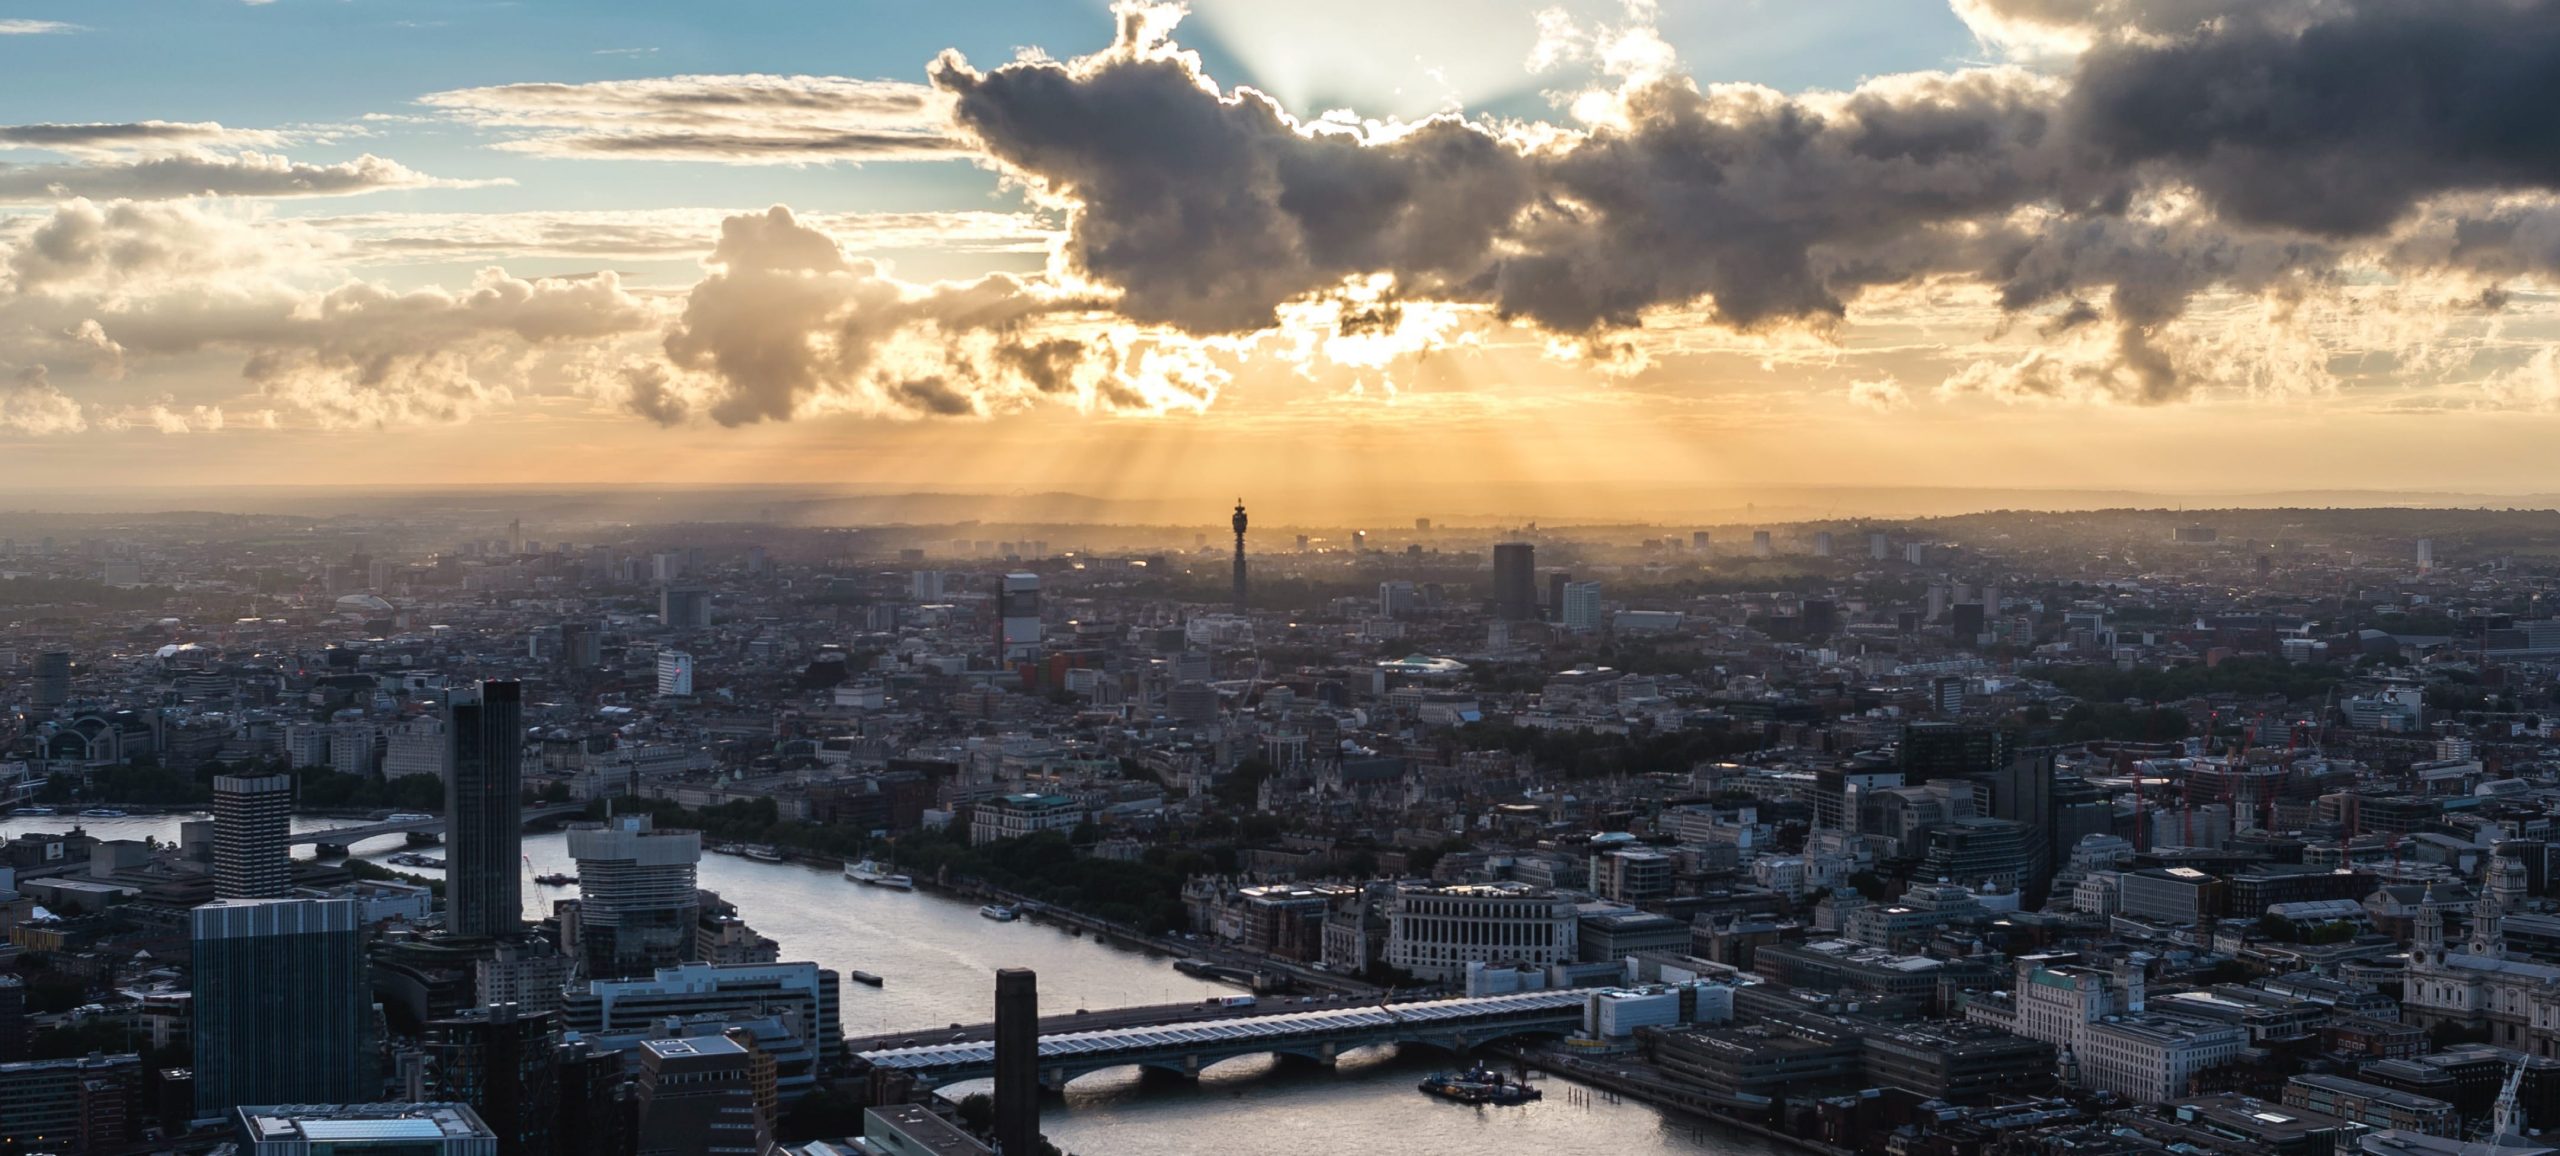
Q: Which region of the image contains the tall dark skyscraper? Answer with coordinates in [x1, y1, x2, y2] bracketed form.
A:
[211, 773, 292, 900]
[1801, 598, 1838, 639]
[994, 968, 1039, 1156]
[1492, 542, 1536, 621]
[31, 650, 69, 709]
[633, 1036, 765, 1156]
[446, 680, 525, 939]
[1898, 723, 2059, 903]
[560, 621, 602, 670]
[0, 975, 25, 1062]
[1230, 499, 1249, 612]
[191, 898, 375, 1114]
[431, 1004, 560, 1156]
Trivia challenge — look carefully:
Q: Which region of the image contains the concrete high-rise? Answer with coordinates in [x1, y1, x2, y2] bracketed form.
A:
[655, 651, 694, 698]
[994, 969, 1040, 1156]
[212, 773, 293, 900]
[445, 681, 524, 940]
[1561, 581, 1604, 632]
[1492, 543, 1536, 621]
[566, 813, 701, 979]
[192, 898, 375, 1114]
[1230, 499, 1249, 612]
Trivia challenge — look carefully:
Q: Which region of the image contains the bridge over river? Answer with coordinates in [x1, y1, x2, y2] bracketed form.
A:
[290, 803, 589, 854]
[857, 989, 1590, 1089]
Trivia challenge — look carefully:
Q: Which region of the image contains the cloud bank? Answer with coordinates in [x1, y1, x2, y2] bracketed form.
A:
[19, 0, 2560, 437]
[919, 0, 2560, 405]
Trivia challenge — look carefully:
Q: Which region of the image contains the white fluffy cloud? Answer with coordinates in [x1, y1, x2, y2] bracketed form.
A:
[0, 198, 658, 428]
[1847, 376, 1912, 411]
[616, 205, 1211, 424]
[0, 366, 86, 434]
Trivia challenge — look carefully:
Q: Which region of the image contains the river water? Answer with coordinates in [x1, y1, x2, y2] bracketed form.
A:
[9, 813, 1779, 1156]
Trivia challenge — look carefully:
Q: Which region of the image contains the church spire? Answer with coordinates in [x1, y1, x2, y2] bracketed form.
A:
[2497, 1059, 2526, 1142]
[2414, 883, 2445, 967]
[2472, 888, 2508, 959]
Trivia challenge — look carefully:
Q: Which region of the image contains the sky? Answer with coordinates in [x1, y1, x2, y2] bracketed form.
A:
[5, 0, 2560, 517]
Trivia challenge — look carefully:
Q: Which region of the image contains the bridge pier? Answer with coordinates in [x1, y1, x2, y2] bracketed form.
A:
[1134, 1062, 1200, 1086]
[1271, 1049, 1337, 1072]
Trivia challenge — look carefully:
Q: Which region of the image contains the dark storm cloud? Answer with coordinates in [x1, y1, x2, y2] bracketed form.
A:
[934, 48, 1538, 333]
[995, 338, 1091, 394]
[2067, 0, 2560, 237]
[927, 0, 2560, 404]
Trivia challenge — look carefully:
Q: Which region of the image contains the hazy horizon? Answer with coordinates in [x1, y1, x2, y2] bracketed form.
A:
[5, 481, 2560, 530]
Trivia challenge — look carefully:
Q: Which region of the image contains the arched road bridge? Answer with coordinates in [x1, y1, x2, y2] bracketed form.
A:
[289, 803, 590, 855]
[858, 988, 1590, 1090]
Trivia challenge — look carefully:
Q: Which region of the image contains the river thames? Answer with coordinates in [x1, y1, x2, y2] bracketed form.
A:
[9, 813, 1783, 1156]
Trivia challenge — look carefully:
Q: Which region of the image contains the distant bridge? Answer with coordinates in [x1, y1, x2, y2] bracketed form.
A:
[857, 989, 1589, 1089]
[292, 803, 589, 854]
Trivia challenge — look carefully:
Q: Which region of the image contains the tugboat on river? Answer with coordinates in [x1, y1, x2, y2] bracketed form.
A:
[1418, 1063, 1541, 1106]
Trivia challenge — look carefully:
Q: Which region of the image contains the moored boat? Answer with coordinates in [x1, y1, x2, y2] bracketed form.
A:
[979, 904, 1019, 922]
[1418, 1064, 1540, 1106]
[848, 860, 915, 890]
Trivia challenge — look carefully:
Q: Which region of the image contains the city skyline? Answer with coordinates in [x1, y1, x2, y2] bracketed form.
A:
[5, 1, 2560, 504]
[16, 5, 2560, 1145]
